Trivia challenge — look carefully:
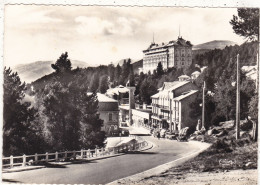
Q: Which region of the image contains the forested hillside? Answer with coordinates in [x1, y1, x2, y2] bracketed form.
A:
[30, 41, 258, 110]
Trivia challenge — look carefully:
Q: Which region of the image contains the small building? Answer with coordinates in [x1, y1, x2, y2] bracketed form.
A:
[97, 93, 119, 134]
[242, 66, 257, 81]
[191, 71, 201, 80]
[132, 109, 152, 128]
[178, 75, 191, 81]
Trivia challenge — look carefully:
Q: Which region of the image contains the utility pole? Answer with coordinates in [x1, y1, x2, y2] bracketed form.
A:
[202, 81, 206, 128]
[256, 53, 259, 92]
[236, 54, 240, 140]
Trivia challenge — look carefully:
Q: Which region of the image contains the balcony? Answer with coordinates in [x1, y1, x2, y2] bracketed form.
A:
[161, 105, 169, 111]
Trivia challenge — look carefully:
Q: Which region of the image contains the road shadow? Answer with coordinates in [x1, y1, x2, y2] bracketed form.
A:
[125, 151, 157, 155]
[2, 178, 22, 183]
[40, 159, 98, 168]
[130, 134, 151, 136]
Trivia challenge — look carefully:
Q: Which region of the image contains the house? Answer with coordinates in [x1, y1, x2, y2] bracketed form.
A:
[191, 71, 201, 80]
[178, 75, 191, 81]
[97, 93, 119, 134]
[242, 66, 257, 81]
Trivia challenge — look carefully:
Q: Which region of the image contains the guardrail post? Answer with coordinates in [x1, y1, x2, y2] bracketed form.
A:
[101, 148, 104, 156]
[73, 150, 76, 159]
[95, 148, 98, 157]
[81, 150, 83, 158]
[46, 152, 49, 162]
[55, 152, 58, 161]
[113, 147, 116, 154]
[88, 149, 91, 158]
[35, 153, 38, 163]
[10, 155, 13, 168]
[22, 154, 26, 166]
[65, 151, 67, 160]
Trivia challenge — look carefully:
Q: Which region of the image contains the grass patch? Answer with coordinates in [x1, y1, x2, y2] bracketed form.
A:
[168, 136, 257, 173]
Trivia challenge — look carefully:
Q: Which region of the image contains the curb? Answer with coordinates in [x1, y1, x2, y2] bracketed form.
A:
[2, 166, 46, 173]
[107, 141, 211, 185]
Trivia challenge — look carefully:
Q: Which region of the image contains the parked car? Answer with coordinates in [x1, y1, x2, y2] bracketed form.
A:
[120, 128, 129, 136]
[160, 129, 167, 138]
[121, 122, 128, 127]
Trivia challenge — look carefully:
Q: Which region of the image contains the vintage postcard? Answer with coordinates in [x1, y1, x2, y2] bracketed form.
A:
[1, 1, 259, 184]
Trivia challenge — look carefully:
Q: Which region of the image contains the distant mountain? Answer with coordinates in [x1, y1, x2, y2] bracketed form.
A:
[132, 59, 143, 74]
[193, 40, 238, 50]
[13, 60, 90, 83]
[114, 58, 138, 66]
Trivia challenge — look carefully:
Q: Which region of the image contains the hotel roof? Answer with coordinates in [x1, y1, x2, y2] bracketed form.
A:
[167, 81, 190, 91]
[143, 37, 192, 52]
[97, 93, 118, 103]
[173, 90, 198, 101]
[191, 71, 201, 75]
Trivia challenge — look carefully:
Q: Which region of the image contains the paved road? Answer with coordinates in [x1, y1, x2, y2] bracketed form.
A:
[2, 129, 203, 184]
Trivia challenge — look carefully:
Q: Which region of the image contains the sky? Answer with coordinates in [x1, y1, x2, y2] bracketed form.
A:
[4, 5, 245, 67]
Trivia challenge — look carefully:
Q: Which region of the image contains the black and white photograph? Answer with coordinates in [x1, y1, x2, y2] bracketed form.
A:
[1, 1, 259, 184]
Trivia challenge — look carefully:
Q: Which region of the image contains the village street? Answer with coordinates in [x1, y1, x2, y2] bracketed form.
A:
[2, 127, 206, 184]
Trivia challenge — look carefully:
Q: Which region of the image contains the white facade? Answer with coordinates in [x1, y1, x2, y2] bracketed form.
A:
[142, 37, 192, 74]
[151, 81, 198, 131]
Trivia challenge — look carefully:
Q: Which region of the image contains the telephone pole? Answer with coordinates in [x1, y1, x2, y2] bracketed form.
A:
[236, 54, 240, 140]
[202, 81, 206, 128]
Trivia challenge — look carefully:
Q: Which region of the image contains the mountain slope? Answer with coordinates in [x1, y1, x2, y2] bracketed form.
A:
[193, 40, 238, 50]
[13, 60, 90, 83]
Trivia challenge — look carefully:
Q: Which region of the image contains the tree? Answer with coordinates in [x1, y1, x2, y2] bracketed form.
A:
[79, 92, 106, 149]
[41, 82, 81, 151]
[156, 62, 164, 76]
[99, 75, 109, 94]
[249, 92, 258, 120]
[51, 52, 72, 73]
[89, 73, 99, 92]
[129, 66, 135, 86]
[119, 59, 131, 85]
[41, 81, 106, 151]
[248, 92, 258, 141]
[114, 64, 121, 85]
[3, 67, 45, 156]
[139, 78, 157, 104]
[230, 8, 259, 41]
[108, 63, 115, 82]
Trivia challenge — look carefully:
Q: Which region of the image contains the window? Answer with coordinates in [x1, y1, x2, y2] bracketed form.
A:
[109, 113, 113, 121]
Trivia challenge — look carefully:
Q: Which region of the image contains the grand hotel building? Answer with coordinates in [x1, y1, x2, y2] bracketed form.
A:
[142, 37, 193, 74]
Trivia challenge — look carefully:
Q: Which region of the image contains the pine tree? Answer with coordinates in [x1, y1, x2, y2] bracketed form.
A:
[89, 73, 99, 92]
[51, 52, 72, 73]
[99, 75, 109, 94]
[156, 62, 164, 76]
[129, 66, 135, 86]
[3, 67, 44, 156]
[230, 8, 259, 41]
[79, 92, 105, 149]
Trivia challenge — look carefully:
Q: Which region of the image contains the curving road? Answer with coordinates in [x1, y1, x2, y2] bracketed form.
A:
[2, 128, 204, 184]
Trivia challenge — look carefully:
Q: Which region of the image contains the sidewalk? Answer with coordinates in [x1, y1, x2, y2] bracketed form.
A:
[127, 126, 151, 135]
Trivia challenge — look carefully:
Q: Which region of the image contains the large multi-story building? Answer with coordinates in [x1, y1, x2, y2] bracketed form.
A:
[142, 37, 193, 74]
[151, 80, 198, 131]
